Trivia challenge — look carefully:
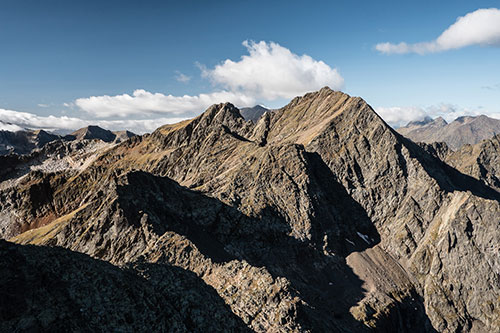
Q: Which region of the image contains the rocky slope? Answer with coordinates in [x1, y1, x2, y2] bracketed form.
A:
[444, 134, 500, 192]
[240, 105, 270, 122]
[398, 115, 500, 150]
[0, 239, 248, 332]
[68, 125, 136, 143]
[0, 125, 135, 157]
[0, 129, 59, 155]
[1, 87, 499, 332]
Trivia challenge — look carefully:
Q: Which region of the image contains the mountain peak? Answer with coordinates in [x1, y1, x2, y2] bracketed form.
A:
[398, 114, 500, 149]
[70, 125, 116, 142]
[263, 89, 383, 146]
[196, 102, 245, 129]
[432, 116, 447, 126]
[407, 116, 434, 127]
[240, 105, 270, 122]
[318, 86, 335, 94]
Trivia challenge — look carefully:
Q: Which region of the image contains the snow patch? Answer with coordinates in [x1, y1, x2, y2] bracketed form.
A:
[357, 232, 370, 244]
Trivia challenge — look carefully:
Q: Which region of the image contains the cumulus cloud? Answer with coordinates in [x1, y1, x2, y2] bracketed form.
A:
[175, 71, 191, 83]
[74, 41, 343, 118]
[376, 103, 500, 127]
[0, 120, 24, 132]
[0, 108, 185, 134]
[375, 106, 428, 128]
[203, 40, 344, 100]
[376, 8, 500, 54]
[75, 89, 256, 118]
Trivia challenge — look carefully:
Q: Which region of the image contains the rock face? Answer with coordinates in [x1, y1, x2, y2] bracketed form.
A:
[443, 134, 500, 192]
[0, 240, 248, 332]
[398, 115, 500, 150]
[417, 134, 500, 193]
[112, 130, 136, 143]
[240, 105, 270, 122]
[0, 129, 60, 155]
[1, 87, 499, 332]
[68, 125, 136, 143]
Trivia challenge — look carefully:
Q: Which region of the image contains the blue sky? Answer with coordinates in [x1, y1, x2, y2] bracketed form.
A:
[0, 0, 499, 132]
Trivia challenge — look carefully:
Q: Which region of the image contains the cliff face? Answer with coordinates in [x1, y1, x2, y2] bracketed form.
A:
[1, 87, 499, 332]
[0, 129, 60, 155]
[443, 134, 500, 192]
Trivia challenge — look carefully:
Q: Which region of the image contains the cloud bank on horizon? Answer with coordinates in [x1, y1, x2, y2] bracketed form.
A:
[0, 108, 186, 134]
[376, 8, 500, 55]
[376, 104, 500, 128]
[1, 40, 344, 133]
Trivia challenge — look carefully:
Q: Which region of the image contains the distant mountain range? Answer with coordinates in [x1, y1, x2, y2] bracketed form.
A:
[0, 125, 135, 155]
[397, 115, 500, 150]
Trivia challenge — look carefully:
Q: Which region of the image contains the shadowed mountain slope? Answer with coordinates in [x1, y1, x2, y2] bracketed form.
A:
[240, 105, 270, 122]
[1, 87, 498, 332]
[0, 129, 60, 155]
[0, 239, 249, 332]
[444, 134, 500, 192]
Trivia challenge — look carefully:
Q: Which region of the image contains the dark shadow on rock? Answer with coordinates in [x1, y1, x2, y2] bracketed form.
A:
[0, 154, 31, 182]
[305, 151, 381, 255]
[0, 239, 250, 332]
[398, 134, 500, 201]
[116, 170, 434, 332]
[370, 292, 437, 333]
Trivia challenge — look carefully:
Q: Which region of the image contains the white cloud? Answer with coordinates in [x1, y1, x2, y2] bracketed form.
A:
[75, 89, 256, 118]
[426, 104, 500, 121]
[74, 40, 343, 118]
[376, 103, 500, 127]
[0, 108, 184, 134]
[376, 8, 500, 54]
[175, 71, 191, 83]
[6, 40, 343, 132]
[375, 106, 428, 127]
[37, 103, 49, 108]
[0, 108, 88, 130]
[203, 40, 344, 100]
[0, 121, 24, 132]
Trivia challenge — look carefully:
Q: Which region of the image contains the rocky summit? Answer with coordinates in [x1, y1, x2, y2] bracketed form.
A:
[1, 87, 499, 332]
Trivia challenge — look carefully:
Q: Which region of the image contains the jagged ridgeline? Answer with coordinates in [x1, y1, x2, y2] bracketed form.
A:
[1, 87, 499, 332]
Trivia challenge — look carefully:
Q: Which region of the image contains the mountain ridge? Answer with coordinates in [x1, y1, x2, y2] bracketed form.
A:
[398, 114, 500, 150]
[1, 87, 499, 332]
